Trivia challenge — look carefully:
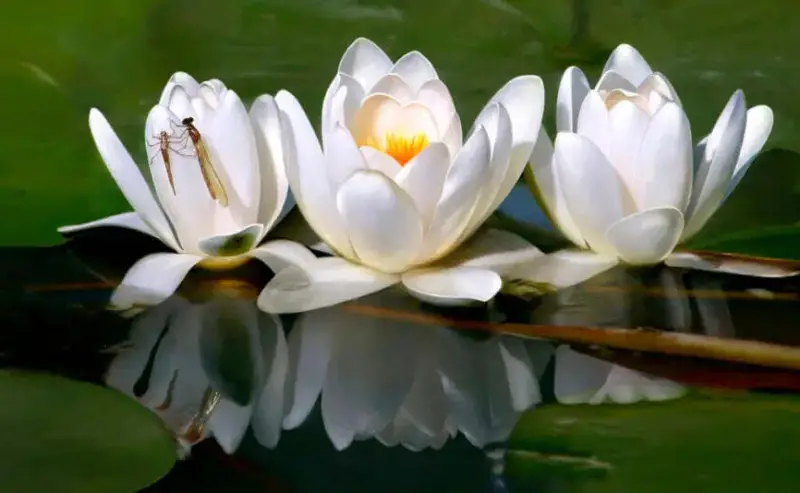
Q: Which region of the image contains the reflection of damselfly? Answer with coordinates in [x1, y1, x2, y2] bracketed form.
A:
[145, 117, 229, 207]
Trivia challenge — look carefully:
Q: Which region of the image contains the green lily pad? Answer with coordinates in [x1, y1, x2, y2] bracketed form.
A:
[506, 390, 800, 492]
[0, 370, 176, 492]
[689, 225, 800, 261]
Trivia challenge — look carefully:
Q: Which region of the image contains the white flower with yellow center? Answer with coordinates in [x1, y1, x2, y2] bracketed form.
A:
[257, 38, 549, 313]
[59, 73, 315, 308]
[523, 43, 789, 277]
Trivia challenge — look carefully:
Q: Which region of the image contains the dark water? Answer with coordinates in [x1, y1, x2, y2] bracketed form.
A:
[1, 226, 799, 492]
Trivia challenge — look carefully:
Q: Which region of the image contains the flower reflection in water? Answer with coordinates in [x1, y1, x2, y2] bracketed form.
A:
[282, 288, 544, 451]
[105, 281, 288, 456]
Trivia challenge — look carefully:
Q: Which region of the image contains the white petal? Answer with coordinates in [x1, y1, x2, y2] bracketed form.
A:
[282, 314, 334, 429]
[247, 239, 319, 274]
[594, 70, 638, 93]
[416, 79, 456, 134]
[449, 228, 544, 276]
[337, 170, 424, 273]
[511, 249, 618, 289]
[159, 72, 200, 105]
[390, 51, 439, 93]
[207, 398, 251, 454]
[638, 72, 681, 105]
[605, 207, 685, 264]
[275, 90, 355, 257]
[322, 74, 365, 145]
[634, 102, 693, 211]
[665, 252, 800, 278]
[604, 100, 648, 195]
[419, 127, 491, 262]
[554, 133, 630, 256]
[525, 128, 586, 246]
[145, 105, 218, 250]
[602, 44, 654, 87]
[556, 66, 591, 132]
[88, 109, 179, 250]
[394, 142, 450, 225]
[554, 345, 614, 404]
[249, 94, 290, 231]
[729, 105, 773, 193]
[402, 266, 502, 305]
[208, 89, 261, 224]
[109, 253, 203, 311]
[441, 112, 463, 158]
[683, 91, 747, 240]
[257, 257, 400, 313]
[338, 37, 393, 90]
[369, 73, 414, 102]
[326, 123, 368, 190]
[251, 313, 289, 448]
[58, 212, 160, 239]
[197, 223, 264, 257]
[360, 146, 402, 178]
[576, 91, 611, 158]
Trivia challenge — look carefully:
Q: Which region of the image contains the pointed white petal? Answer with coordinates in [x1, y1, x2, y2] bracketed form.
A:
[416, 79, 456, 136]
[58, 212, 159, 238]
[248, 239, 319, 273]
[250, 94, 290, 231]
[512, 249, 619, 289]
[369, 73, 414, 102]
[595, 70, 638, 93]
[556, 66, 591, 132]
[337, 170, 424, 273]
[109, 253, 203, 311]
[526, 128, 586, 246]
[665, 252, 800, 278]
[605, 206, 684, 264]
[634, 103, 693, 211]
[338, 37, 393, 90]
[275, 90, 354, 257]
[390, 51, 439, 92]
[207, 398, 252, 454]
[576, 91, 611, 158]
[638, 72, 682, 105]
[402, 266, 502, 305]
[322, 74, 365, 147]
[602, 44, 654, 87]
[159, 72, 201, 105]
[394, 142, 450, 225]
[257, 257, 400, 313]
[554, 133, 630, 256]
[360, 146, 402, 178]
[729, 105, 774, 193]
[683, 91, 747, 240]
[419, 126, 491, 262]
[449, 228, 544, 275]
[251, 313, 289, 448]
[88, 108, 179, 250]
[326, 123, 368, 191]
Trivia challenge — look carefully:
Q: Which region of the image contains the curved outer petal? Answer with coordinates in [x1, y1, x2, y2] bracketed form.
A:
[206, 89, 261, 226]
[389, 51, 439, 93]
[58, 211, 160, 238]
[556, 66, 591, 132]
[447, 227, 545, 276]
[394, 143, 451, 225]
[109, 253, 203, 311]
[601, 43, 654, 87]
[337, 37, 393, 91]
[594, 70, 638, 94]
[638, 72, 682, 106]
[275, 90, 355, 258]
[159, 72, 201, 106]
[247, 239, 319, 274]
[554, 133, 630, 257]
[728, 105, 774, 194]
[321, 73, 365, 150]
[249, 94, 290, 233]
[401, 266, 502, 306]
[510, 249, 619, 289]
[682, 91, 747, 241]
[86, 109, 180, 251]
[326, 122, 368, 191]
[336, 170, 424, 273]
[417, 126, 492, 263]
[525, 128, 587, 246]
[257, 257, 400, 314]
[369, 74, 414, 102]
[604, 206, 685, 265]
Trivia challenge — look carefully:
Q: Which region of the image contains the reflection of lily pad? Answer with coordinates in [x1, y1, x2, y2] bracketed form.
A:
[506, 390, 800, 492]
[0, 370, 175, 493]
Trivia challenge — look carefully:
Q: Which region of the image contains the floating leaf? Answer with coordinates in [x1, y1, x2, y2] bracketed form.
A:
[0, 370, 175, 493]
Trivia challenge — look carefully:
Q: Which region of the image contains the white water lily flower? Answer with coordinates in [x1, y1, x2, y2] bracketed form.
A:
[281, 290, 541, 451]
[258, 38, 547, 313]
[59, 72, 315, 308]
[105, 286, 288, 455]
[525, 43, 783, 277]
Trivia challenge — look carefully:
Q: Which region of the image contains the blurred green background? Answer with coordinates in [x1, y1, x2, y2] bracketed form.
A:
[1, 0, 799, 254]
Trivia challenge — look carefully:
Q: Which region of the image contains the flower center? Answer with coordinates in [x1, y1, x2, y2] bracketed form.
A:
[366, 131, 429, 166]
